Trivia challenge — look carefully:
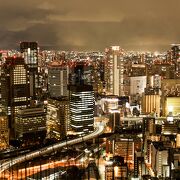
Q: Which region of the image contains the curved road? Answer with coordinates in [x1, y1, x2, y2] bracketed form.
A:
[0, 122, 105, 172]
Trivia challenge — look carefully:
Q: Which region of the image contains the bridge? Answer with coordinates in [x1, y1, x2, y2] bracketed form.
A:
[0, 122, 105, 172]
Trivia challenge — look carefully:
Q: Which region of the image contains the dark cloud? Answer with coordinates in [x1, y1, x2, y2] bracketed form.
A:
[0, 0, 179, 51]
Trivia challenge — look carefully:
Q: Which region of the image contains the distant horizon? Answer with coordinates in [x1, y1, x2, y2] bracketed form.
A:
[0, 42, 177, 53]
[0, 0, 179, 54]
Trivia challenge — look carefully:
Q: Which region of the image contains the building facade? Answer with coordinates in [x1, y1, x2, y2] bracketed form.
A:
[20, 42, 39, 101]
[48, 60, 68, 97]
[15, 107, 46, 145]
[1, 57, 29, 138]
[0, 114, 9, 150]
[68, 85, 95, 135]
[104, 46, 125, 96]
[47, 97, 69, 140]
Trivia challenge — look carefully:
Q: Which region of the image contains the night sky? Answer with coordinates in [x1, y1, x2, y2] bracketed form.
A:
[0, 0, 179, 51]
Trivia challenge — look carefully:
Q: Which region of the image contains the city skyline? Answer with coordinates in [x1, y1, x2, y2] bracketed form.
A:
[0, 0, 180, 51]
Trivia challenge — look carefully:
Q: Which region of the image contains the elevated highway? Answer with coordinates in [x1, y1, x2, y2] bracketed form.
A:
[0, 122, 105, 172]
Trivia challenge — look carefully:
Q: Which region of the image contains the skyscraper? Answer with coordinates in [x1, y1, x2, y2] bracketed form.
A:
[68, 84, 94, 135]
[48, 60, 68, 97]
[47, 97, 69, 140]
[20, 42, 39, 101]
[0, 113, 9, 149]
[105, 46, 125, 96]
[171, 44, 180, 78]
[1, 57, 29, 138]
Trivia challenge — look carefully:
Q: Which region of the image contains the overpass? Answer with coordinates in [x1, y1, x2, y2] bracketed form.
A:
[0, 122, 105, 172]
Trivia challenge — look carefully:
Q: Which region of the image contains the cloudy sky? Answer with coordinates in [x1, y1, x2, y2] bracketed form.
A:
[0, 0, 179, 51]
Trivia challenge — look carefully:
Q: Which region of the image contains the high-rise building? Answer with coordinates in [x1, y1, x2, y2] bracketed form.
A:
[68, 61, 93, 86]
[151, 142, 169, 178]
[1, 57, 29, 138]
[130, 76, 147, 96]
[15, 107, 46, 145]
[48, 60, 68, 97]
[47, 97, 69, 140]
[0, 113, 9, 150]
[20, 42, 39, 101]
[104, 46, 125, 96]
[171, 44, 180, 78]
[68, 84, 94, 135]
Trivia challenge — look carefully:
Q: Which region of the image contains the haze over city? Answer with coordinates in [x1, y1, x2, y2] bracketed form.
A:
[0, 0, 180, 51]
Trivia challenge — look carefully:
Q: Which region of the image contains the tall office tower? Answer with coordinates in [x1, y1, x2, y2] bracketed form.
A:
[15, 107, 46, 145]
[0, 113, 9, 150]
[48, 60, 68, 97]
[104, 46, 125, 96]
[171, 44, 180, 78]
[68, 84, 94, 135]
[1, 57, 29, 138]
[68, 61, 93, 86]
[47, 97, 69, 140]
[20, 42, 39, 102]
[0, 51, 8, 105]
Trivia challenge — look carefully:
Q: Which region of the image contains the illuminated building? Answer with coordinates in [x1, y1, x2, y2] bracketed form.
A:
[100, 95, 119, 114]
[48, 60, 68, 97]
[173, 150, 180, 172]
[47, 97, 69, 140]
[113, 137, 134, 166]
[104, 46, 125, 96]
[108, 109, 120, 132]
[162, 121, 178, 135]
[15, 107, 46, 144]
[0, 51, 8, 103]
[68, 84, 94, 135]
[129, 75, 146, 106]
[151, 142, 169, 178]
[146, 62, 175, 79]
[68, 61, 93, 86]
[165, 97, 180, 116]
[176, 134, 180, 148]
[0, 114, 9, 149]
[130, 76, 147, 96]
[171, 44, 180, 78]
[142, 117, 155, 135]
[130, 64, 146, 77]
[134, 151, 145, 178]
[20, 42, 39, 101]
[1, 57, 29, 138]
[105, 165, 127, 180]
[161, 79, 180, 116]
[106, 139, 113, 154]
[91, 57, 104, 94]
[142, 93, 160, 117]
